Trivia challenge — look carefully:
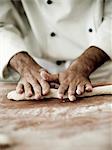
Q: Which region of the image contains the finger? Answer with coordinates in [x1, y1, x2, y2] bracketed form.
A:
[40, 80, 50, 95]
[85, 83, 93, 92]
[58, 83, 68, 99]
[24, 82, 33, 97]
[76, 84, 85, 95]
[68, 84, 76, 101]
[40, 70, 59, 82]
[16, 83, 24, 94]
[30, 81, 42, 100]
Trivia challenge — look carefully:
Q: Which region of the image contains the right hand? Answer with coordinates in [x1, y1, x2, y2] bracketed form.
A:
[9, 52, 50, 100]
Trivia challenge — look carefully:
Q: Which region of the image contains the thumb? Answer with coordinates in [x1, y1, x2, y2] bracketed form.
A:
[40, 70, 59, 82]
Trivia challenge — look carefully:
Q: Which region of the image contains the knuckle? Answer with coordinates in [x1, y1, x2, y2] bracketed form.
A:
[26, 83, 31, 89]
[78, 80, 86, 85]
[30, 79, 38, 86]
[58, 88, 65, 94]
[69, 83, 76, 89]
[34, 85, 41, 93]
[59, 91, 64, 95]
[25, 73, 32, 79]
[59, 87, 66, 92]
[61, 82, 68, 88]
[44, 82, 49, 88]
[68, 90, 74, 95]
[43, 84, 50, 92]
[40, 79, 46, 85]
[24, 82, 30, 89]
[77, 83, 84, 88]
[34, 83, 40, 89]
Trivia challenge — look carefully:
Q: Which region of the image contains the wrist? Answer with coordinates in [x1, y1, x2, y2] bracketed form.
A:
[68, 58, 90, 77]
[69, 46, 110, 77]
[9, 52, 41, 75]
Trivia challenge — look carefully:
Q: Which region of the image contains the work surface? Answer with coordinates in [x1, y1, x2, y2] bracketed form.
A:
[0, 82, 112, 150]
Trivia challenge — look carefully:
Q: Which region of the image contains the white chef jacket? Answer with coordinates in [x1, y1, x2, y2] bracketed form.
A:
[0, 0, 112, 83]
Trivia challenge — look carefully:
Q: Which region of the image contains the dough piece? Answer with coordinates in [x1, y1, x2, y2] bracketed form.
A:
[7, 85, 112, 101]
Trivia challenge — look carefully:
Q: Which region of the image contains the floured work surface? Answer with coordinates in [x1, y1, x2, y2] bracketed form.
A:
[0, 82, 112, 150]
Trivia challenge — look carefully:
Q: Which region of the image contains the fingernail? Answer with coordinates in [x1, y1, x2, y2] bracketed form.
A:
[28, 93, 33, 97]
[41, 71, 49, 80]
[43, 90, 48, 95]
[86, 87, 92, 92]
[69, 95, 76, 101]
[76, 90, 81, 95]
[58, 94, 63, 99]
[35, 95, 41, 100]
[19, 89, 23, 94]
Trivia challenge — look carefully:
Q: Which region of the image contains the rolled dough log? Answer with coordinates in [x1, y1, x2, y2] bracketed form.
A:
[7, 85, 112, 101]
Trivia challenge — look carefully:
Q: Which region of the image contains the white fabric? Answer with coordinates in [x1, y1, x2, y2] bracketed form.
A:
[0, 0, 112, 82]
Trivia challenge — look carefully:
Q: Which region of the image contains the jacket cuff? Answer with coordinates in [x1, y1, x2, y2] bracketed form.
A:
[0, 30, 27, 79]
[89, 19, 112, 59]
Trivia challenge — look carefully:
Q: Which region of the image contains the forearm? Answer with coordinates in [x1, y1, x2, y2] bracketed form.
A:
[69, 46, 110, 76]
[9, 52, 41, 75]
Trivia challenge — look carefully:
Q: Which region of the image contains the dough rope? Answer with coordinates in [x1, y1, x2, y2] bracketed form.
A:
[7, 85, 112, 101]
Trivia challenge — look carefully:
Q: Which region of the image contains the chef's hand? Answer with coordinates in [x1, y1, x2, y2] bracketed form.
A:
[41, 64, 92, 101]
[41, 46, 110, 101]
[9, 52, 50, 100]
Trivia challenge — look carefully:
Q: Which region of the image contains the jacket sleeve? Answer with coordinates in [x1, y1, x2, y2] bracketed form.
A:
[0, 1, 28, 79]
[90, 0, 112, 59]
